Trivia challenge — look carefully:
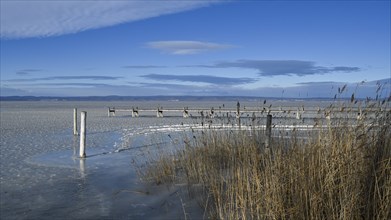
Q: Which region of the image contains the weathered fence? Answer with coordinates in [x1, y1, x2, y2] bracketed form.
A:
[106, 104, 367, 120]
[74, 102, 380, 159]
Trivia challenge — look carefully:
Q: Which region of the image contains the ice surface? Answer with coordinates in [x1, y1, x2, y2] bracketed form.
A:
[0, 100, 334, 219]
[0, 101, 205, 219]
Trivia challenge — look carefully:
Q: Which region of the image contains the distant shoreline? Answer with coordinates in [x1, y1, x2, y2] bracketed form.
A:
[0, 95, 356, 102]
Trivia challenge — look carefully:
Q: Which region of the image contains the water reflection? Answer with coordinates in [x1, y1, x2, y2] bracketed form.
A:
[72, 136, 78, 158]
[79, 158, 86, 179]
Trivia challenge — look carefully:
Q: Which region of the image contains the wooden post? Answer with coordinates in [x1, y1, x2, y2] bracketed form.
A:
[296, 108, 301, 120]
[265, 114, 272, 148]
[200, 111, 204, 126]
[210, 107, 215, 118]
[73, 108, 78, 136]
[108, 108, 115, 117]
[79, 111, 87, 158]
[132, 108, 139, 117]
[183, 107, 189, 118]
[251, 112, 256, 130]
[237, 101, 241, 129]
[236, 101, 240, 118]
[157, 107, 163, 118]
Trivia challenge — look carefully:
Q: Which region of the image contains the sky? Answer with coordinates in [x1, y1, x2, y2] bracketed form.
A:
[0, 0, 390, 98]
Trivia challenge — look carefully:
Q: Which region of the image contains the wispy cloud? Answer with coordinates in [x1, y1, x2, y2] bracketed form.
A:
[141, 74, 257, 85]
[146, 41, 233, 55]
[292, 78, 390, 98]
[194, 60, 361, 76]
[4, 76, 122, 82]
[297, 78, 390, 89]
[15, 72, 33, 76]
[122, 65, 167, 69]
[0, 87, 31, 96]
[138, 82, 205, 90]
[137, 82, 224, 95]
[1, 1, 218, 39]
[15, 69, 43, 75]
[34, 82, 111, 87]
[136, 78, 390, 98]
[295, 81, 339, 86]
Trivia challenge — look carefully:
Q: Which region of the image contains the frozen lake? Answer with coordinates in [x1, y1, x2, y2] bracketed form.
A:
[0, 100, 338, 219]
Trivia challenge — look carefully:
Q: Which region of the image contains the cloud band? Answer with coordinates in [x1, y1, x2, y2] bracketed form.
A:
[146, 41, 233, 55]
[1, 1, 217, 39]
[196, 60, 361, 76]
[141, 74, 256, 85]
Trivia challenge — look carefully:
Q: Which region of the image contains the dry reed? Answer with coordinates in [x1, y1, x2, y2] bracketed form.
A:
[139, 98, 391, 219]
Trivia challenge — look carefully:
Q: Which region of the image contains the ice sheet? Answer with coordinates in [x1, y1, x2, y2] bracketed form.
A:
[0, 100, 335, 219]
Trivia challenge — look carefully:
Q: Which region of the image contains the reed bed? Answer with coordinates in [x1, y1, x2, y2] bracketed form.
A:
[139, 99, 391, 219]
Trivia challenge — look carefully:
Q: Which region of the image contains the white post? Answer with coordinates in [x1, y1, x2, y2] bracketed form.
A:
[79, 111, 87, 158]
[296, 108, 301, 120]
[79, 157, 86, 178]
[73, 108, 78, 135]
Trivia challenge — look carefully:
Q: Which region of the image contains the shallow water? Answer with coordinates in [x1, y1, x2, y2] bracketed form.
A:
[0, 100, 346, 219]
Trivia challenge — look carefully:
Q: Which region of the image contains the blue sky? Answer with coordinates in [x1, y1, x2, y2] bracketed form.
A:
[1, 0, 390, 98]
